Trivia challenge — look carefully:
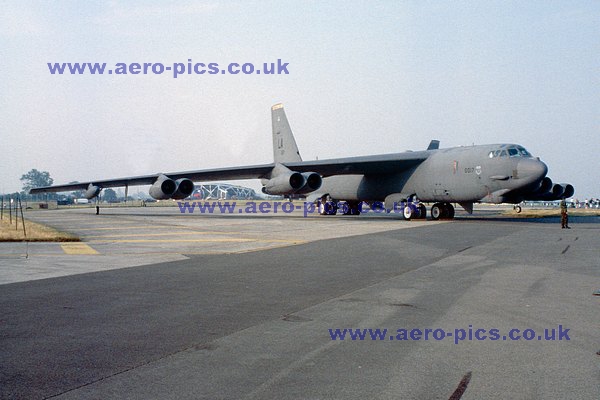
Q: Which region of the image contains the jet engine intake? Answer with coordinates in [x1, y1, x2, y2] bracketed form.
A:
[295, 172, 322, 194]
[171, 178, 194, 200]
[559, 183, 574, 199]
[262, 171, 305, 195]
[149, 174, 177, 200]
[549, 183, 565, 199]
[533, 177, 553, 195]
[524, 178, 575, 201]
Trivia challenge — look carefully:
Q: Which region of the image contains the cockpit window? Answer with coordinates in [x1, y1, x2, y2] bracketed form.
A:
[489, 146, 533, 158]
[517, 146, 531, 157]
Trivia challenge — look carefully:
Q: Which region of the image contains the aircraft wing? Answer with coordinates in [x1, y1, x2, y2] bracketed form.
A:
[29, 151, 430, 194]
[29, 164, 276, 194]
[283, 151, 429, 176]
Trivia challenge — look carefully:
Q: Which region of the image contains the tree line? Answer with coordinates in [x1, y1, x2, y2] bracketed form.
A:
[1, 169, 118, 202]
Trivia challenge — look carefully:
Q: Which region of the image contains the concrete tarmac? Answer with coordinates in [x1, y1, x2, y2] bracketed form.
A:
[0, 206, 598, 399]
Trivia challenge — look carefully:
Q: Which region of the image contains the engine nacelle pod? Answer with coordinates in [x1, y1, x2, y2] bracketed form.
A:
[149, 174, 177, 200]
[549, 183, 565, 199]
[295, 172, 322, 194]
[262, 171, 305, 195]
[532, 177, 553, 194]
[559, 183, 574, 199]
[84, 184, 101, 200]
[171, 178, 194, 200]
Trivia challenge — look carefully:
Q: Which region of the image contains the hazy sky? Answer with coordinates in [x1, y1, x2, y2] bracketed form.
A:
[1, 1, 598, 198]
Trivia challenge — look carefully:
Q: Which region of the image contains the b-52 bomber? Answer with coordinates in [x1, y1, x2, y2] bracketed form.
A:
[31, 104, 574, 220]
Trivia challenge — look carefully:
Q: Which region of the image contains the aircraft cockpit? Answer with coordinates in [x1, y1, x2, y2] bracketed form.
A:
[488, 146, 532, 159]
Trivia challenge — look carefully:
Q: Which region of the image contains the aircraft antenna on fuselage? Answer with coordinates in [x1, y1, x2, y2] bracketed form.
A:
[427, 140, 440, 150]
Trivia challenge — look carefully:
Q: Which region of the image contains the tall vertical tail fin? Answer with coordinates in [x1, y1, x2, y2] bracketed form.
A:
[271, 103, 302, 163]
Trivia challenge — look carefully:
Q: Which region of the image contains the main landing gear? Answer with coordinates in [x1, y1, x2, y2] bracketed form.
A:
[318, 195, 338, 215]
[318, 198, 361, 216]
[317, 195, 456, 221]
[401, 203, 427, 220]
[342, 201, 362, 215]
[430, 202, 455, 220]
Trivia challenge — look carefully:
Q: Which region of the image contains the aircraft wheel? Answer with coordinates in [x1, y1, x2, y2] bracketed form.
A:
[431, 203, 443, 220]
[318, 196, 338, 215]
[339, 201, 352, 215]
[445, 203, 455, 219]
[403, 204, 419, 220]
[318, 201, 334, 215]
[418, 204, 427, 219]
[514, 205, 522, 213]
[329, 202, 338, 215]
[347, 201, 361, 215]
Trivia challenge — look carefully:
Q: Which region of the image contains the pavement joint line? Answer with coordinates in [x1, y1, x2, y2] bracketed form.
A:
[60, 243, 99, 255]
[28, 216, 150, 220]
[43, 223, 154, 229]
[0, 254, 90, 257]
[83, 231, 247, 238]
[87, 238, 304, 244]
[0, 250, 293, 256]
[70, 225, 183, 231]
[232, 242, 308, 253]
[448, 371, 473, 400]
[0, 245, 306, 257]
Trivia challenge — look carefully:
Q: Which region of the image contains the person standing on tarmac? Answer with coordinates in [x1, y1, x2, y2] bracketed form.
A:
[560, 197, 570, 229]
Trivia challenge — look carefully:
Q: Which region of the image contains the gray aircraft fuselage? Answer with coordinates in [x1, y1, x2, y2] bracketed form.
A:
[317, 144, 547, 205]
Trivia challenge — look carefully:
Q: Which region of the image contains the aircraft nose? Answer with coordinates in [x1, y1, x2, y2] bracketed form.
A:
[517, 158, 548, 182]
